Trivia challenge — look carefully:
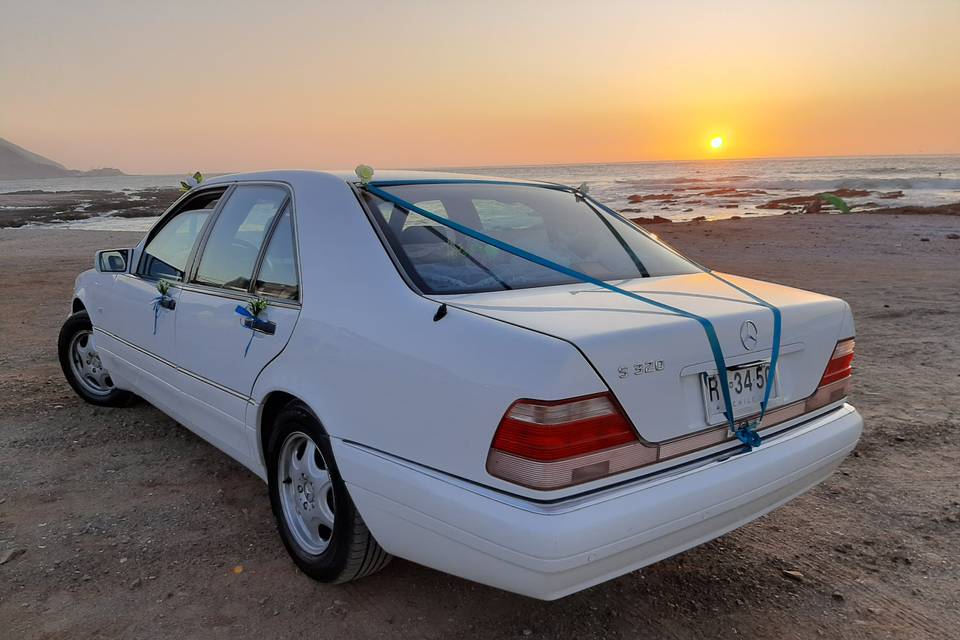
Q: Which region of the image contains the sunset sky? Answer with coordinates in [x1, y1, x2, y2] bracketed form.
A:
[2, 0, 959, 174]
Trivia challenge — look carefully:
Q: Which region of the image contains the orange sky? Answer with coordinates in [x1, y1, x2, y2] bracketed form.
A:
[2, 1, 959, 173]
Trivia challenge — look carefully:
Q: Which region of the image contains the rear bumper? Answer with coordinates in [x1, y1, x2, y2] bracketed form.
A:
[335, 403, 862, 600]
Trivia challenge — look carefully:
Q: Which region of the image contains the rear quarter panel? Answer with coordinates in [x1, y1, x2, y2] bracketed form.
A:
[246, 174, 607, 492]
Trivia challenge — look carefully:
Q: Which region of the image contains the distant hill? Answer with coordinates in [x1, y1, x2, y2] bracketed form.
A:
[0, 137, 125, 180]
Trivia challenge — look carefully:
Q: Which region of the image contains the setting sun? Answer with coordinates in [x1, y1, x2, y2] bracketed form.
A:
[710, 136, 724, 150]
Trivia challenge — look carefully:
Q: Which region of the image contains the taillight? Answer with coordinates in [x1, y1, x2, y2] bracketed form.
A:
[488, 339, 857, 491]
[488, 393, 654, 489]
[492, 393, 637, 461]
[806, 338, 854, 412]
[820, 338, 855, 386]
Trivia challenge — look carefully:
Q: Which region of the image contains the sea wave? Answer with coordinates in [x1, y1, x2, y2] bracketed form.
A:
[731, 177, 960, 191]
[613, 176, 960, 191]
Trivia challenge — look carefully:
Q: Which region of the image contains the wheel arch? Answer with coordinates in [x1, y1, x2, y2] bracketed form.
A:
[257, 391, 326, 468]
[72, 297, 87, 314]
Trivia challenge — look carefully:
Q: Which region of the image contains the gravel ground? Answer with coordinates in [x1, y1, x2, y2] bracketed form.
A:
[0, 213, 958, 639]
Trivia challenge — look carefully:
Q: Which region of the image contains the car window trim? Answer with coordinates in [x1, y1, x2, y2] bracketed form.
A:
[249, 205, 301, 301]
[187, 183, 288, 290]
[247, 201, 288, 294]
[136, 184, 233, 282]
[353, 187, 429, 295]
[185, 180, 301, 305]
[175, 281, 301, 309]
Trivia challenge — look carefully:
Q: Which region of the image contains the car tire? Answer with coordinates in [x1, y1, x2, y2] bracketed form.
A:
[58, 310, 136, 407]
[267, 401, 391, 583]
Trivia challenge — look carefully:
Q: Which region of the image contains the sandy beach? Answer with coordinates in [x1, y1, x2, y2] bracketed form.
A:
[0, 212, 958, 639]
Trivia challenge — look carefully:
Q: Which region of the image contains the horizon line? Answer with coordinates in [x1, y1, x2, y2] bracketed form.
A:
[102, 151, 960, 178]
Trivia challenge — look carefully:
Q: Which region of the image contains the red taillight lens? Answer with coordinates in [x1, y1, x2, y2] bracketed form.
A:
[492, 393, 637, 461]
[488, 393, 653, 490]
[806, 338, 855, 412]
[819, 338, 855, 386]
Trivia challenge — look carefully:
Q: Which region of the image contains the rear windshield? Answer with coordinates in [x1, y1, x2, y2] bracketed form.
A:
[362, 183, 699, 294]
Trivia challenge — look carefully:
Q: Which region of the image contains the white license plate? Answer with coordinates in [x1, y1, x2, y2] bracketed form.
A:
[701, 362, 776, 423]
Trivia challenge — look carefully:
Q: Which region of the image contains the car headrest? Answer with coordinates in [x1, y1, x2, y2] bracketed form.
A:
[400, 225, 451, 246]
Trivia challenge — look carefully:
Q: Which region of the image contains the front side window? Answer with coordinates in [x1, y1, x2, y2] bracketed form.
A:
[194, 185, 288, 291]
[363, 184, 699, 294]
[139, 189, 223, 280]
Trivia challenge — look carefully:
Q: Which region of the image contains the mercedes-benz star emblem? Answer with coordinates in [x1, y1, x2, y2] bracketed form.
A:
[740, 320, 759, 350]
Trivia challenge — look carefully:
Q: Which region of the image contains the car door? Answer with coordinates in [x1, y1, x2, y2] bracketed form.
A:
[92, 187, 226, 396]
[172, 183, 301, 464]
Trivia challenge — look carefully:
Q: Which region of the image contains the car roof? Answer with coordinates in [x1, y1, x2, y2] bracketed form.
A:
[203, 169, 558, 187]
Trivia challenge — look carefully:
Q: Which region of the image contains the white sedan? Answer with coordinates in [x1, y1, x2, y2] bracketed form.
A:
[58, 170, 861, 599]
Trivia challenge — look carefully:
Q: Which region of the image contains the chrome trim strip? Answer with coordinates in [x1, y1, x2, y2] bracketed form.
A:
[341, 401, 852, 513]
[176, 282, 301, 309]
[116, 273, 300, 310]
[94, 326, 258, 405]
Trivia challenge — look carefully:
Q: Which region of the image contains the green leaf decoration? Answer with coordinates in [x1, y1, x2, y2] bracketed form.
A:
[157, 279, 172, 296]
[355, 164, 375, 185]
[818, 193, 851, 214]
[248, 297, 269, 317]
[179, 181, 192, 193]
[193, 171, 204, 184]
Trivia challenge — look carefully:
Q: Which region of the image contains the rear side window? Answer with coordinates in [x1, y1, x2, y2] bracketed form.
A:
[194, 185, 288, 291]
[255, 208, 298, 300]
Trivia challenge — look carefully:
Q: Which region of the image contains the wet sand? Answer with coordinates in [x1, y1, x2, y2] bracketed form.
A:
[0, 213, 958, 639]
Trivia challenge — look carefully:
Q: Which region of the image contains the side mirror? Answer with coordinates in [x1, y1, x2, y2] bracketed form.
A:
[96, 249, 130, 273]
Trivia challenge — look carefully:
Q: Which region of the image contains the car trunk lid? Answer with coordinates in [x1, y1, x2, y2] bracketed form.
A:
[437, 272, 846, 443]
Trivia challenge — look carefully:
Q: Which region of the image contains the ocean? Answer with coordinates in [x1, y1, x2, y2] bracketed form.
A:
[3, 155, 959, 231]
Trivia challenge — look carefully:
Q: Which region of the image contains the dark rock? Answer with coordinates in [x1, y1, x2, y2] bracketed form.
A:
[828, 188, 870, 198]
[628, 193, 677, 203]
[0, 548, 25, 565]
[630, 215, 672, 225]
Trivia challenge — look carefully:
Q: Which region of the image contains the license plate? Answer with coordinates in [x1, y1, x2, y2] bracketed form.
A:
[701, 362, 776, 424]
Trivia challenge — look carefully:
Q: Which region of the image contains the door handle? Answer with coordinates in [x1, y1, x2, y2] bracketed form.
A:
[243, 317, 276, 335]
[158, 297, 176, 310]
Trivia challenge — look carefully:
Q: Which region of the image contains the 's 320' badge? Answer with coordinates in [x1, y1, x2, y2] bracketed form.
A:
[618, 361, 665, 378]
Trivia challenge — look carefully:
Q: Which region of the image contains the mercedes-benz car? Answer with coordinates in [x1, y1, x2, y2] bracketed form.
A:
[58, 170, 861, 600]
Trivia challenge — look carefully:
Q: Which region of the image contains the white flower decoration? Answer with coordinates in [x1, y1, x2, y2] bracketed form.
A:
[355, 164, 375, 185]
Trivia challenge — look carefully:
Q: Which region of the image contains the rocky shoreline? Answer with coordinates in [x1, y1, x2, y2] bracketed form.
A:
[2, 185, 959, 229]
[626, 187, 960, 224]
[0, 187, 181, 227]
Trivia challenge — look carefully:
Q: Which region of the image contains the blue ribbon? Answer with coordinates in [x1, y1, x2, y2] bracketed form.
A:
[584, 194, 784, 446]
[706, 272, 782, 445]
[151, 296, 164, 335]
[364, 180, 784, 450]
[234, 305, 256, 357]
